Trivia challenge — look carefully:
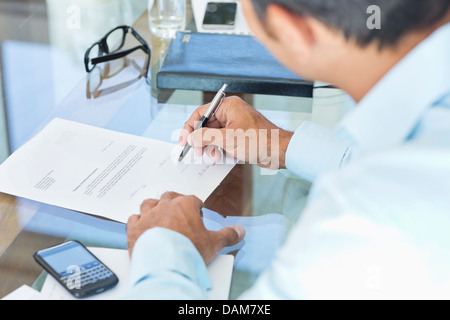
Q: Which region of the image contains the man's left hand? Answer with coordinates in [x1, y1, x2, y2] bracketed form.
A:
[127, 192, 245, 264]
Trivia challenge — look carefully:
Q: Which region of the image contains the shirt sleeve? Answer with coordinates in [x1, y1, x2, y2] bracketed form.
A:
[238, 144, 450, 299]
[285, 121, 350, 182]
[123, 227, 211, 300]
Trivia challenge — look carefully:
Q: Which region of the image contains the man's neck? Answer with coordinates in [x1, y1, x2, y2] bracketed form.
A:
[328, 18, 450, 103]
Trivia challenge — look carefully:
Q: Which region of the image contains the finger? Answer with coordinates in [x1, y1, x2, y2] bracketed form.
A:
[180, 116, 225, 148]
[182, 104, 210, 135]
[127, 214, 140, 228]
[189, 127, 226, 150]
[211, 146, 223, 163]
[194, 146, 206, 157]
[213, 225, 245, 253]
[182, 96, 239, 137]
[126, 214, 141, 257]
[180, 95, 245, 147]
[185, 195, 204, 210]
[160, 191, 182, 201]
[140, 199, 158, 213]
[179, 105, 209, 147]
[178, 128, 189, 146]
[204, 118, 223, 129]
[205, 144, 215, 159]
[205, 145, 223, 163]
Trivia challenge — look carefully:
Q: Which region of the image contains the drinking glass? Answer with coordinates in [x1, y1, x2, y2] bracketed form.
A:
[148, 0, 186, 39]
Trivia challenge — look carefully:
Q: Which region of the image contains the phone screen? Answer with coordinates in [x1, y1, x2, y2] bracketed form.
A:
[38, 241, 100, 276]
[203, 2, 237, 28]
[34, 241, 118, 298]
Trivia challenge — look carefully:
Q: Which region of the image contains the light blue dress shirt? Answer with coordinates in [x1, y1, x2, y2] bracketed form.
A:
[124, 23, 450, 299]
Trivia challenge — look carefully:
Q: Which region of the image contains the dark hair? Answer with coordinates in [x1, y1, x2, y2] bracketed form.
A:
[251, 0, 450, 48]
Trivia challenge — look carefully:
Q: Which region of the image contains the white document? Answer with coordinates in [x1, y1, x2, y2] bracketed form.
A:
[1, 285, 45, 300]
[40, 247, 234, 300]
[0, 118, 235, 223]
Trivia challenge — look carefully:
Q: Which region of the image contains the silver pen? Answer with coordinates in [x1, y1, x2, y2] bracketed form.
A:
[178, 84, 228, 163]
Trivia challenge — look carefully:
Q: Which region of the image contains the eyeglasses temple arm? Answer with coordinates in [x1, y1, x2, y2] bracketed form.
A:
[91, 45, 149, 65]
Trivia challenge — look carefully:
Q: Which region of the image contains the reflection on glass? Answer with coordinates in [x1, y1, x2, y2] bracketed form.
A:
[46, 0, 146, 102]
[86, 57, 149, 99]
[0, 0, 147, 153]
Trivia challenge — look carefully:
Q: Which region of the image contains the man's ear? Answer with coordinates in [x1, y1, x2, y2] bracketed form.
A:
[265, 4, 315, 60]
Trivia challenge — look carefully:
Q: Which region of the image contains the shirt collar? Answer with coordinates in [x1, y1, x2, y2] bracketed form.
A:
[338, 23, 450, 155]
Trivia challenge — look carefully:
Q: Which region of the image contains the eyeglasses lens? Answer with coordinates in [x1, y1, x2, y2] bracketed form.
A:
[87, 43, 101, 71]
[106, 28, 126, 53]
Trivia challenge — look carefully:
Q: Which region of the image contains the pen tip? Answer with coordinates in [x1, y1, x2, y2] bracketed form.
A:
[221, 84, 228, 91]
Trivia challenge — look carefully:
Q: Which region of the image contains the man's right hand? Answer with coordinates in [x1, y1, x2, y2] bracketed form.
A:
[179, 96, 293, 169]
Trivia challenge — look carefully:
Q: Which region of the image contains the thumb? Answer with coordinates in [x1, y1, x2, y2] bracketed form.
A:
[214, 225, 245, 252]
[189, 127, 227, 149]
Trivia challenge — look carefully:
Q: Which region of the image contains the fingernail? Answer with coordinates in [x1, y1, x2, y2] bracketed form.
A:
[178, 135, 184, 146]
[233, 226, 245, 240]
[194, 147, 203, 157]
[213, 148, 222, 162]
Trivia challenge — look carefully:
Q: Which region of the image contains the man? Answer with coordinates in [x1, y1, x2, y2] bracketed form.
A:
[125, 0, 450, 299]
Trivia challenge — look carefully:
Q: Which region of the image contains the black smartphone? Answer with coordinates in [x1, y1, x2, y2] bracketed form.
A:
[203, 2, 238, 30]
[33, 240, 119, 298]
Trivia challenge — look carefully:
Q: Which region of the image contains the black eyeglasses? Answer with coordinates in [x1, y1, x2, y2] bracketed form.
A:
[84, 25, 151, 77]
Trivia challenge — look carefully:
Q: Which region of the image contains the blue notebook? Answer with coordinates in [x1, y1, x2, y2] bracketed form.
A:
[157, 32, 313, 97]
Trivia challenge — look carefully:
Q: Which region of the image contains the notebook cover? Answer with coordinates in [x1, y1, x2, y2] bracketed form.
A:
[157, 32, 313, 97]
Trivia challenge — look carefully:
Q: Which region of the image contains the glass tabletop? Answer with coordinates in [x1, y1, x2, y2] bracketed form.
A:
[0, 0, 349, 299]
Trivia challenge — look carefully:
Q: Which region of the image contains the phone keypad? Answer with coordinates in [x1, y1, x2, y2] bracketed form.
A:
[81, 265, 114, 287]
[61, 262, 114, 288]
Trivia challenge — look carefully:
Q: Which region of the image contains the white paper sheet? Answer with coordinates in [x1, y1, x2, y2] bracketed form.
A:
[40, 247, 234, 300]
[0, 118, 235, 223]
[1, 285, 45, 300]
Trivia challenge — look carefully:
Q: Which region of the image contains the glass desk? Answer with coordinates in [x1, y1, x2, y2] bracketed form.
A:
[0, 0, 349, 299]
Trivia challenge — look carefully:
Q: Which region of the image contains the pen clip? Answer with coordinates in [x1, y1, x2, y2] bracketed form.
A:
[211, 92, 226, 118]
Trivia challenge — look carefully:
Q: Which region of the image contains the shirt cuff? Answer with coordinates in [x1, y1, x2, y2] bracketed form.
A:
[130, 227, 212, 292]
[285, 121, 350, 182]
